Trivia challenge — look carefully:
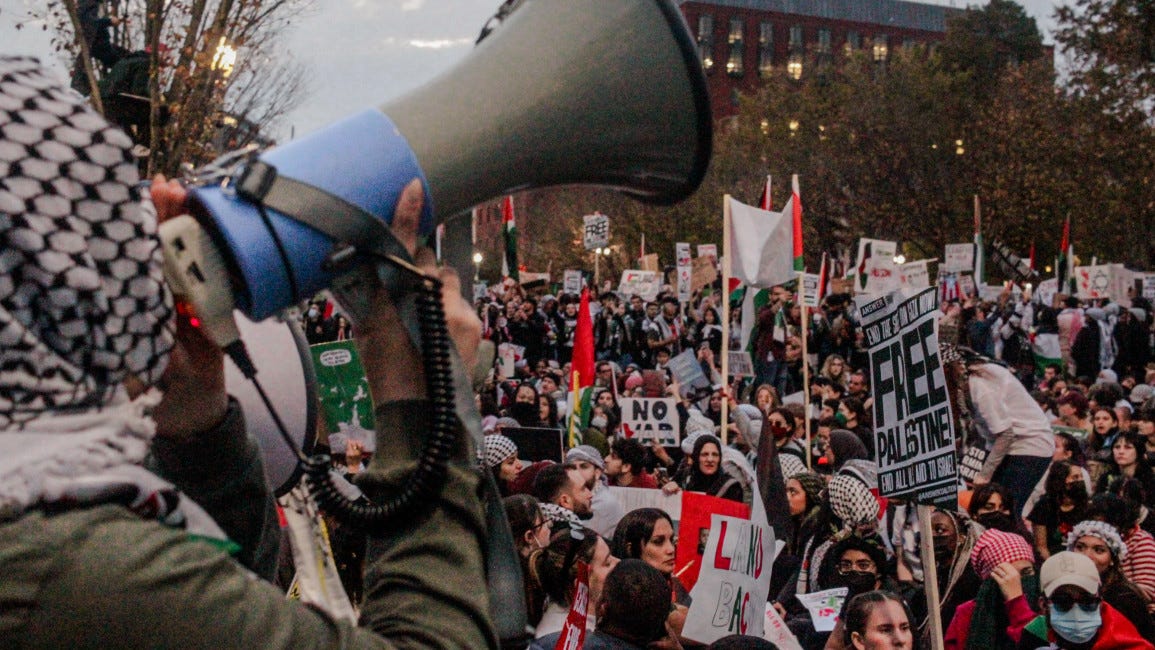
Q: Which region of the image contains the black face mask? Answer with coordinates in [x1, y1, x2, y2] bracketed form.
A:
[932, 536, 955, 558]
[509, 402, 538, 425]
[1066, 482, 1087, 501]
[976, 512, 1015, 532]
[836, 570, 878, 595]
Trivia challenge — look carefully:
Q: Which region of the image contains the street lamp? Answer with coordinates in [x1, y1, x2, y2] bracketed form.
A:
[593, 247, 611, 288]
[893, 254, 906, 265]
[472, 252, 483, 281]
[212, 37, 238, 77]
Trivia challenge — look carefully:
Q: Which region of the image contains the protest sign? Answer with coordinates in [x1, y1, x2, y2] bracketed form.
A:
[980, 284, 1005, 302]
[563, 269, 583, 295]
[728, 351, 754, 378]
[859, 257, 899, 295]
[620, 397, 681, 446]
[676, 242, 692, 267]
[957, 273, 975, 297]
[518, 271, 550, 288]
[856, 238, 897, 271]
[502, 426, 565, 463]
[675, 493, 751, 592]
[796, 588, 848, 633]
[943, 243, 975, 272]
[698, 244, 718, 261]
[1075, 264, 1113, 299]
[472, 282, 487, 302]
[638, 253, 660, 272]
[691, 256, 718, 293]
[857, 287, 957, 509]
[583, 212, 610, 251]
[1035, 278, 1058, 307]
[619, 269, 662, 301]
[555, 562, 590, 650]
[311, 341, 376, 437]
[763, 604, 804, 650]
[683, 514, 775, 643]
[496, 342, 524, 379]
[667, 349, 712, 397]
[801, 272, 820, 307]
[608, 486, 682, 522]
[899, 260, 930, 290]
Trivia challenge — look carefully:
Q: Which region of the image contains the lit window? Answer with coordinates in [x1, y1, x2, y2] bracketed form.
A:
[727, 17, 744, 77]
[873, 35, 889, 62]
[698, 15, 715, 72]
[787, 54, 803, 80]
[758, 22, 773, 76]
[844, 31, 861, 55]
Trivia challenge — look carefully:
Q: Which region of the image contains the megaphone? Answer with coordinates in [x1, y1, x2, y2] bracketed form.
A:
[178, 0, 711, 323]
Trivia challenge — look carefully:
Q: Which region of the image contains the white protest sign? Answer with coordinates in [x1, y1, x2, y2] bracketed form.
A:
[859, 257, 899, 295]
[1075, 264, 1113, 299]
[980, 284, 1005, 302]
[698, 244, 718, 261]
[763, 604, 804, 650]
[619, 270, 662, 302]
[1110, 264, 1134, 307]
[676, 242, 693, 267]
[608, 486, 683, 521]
[677, 242, 692, 302]
[472, 282, 488, 302]
[683, 515, 775, 644]
[1143, 274, 1155, 301]
[899, 260, 930, 290]
[801, 272, 821, 307]
[856, 238, 897, 271]
[1035, 278, 1058, 307]
[583, 212, 610, 251]
[563, 269, 583, 295]
[957, 273, 976, 297]
[728, 351, 755, 378]
[620, 397, 681, 446]
[856, 287, 957, 509]
[796, 588, 848, 633]
[943, 243, 975, 272]
[496, 343, 521, 378]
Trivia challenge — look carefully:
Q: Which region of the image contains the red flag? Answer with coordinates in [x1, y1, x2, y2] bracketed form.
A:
[758, 175, 772, 210]
[572, 288, 595, 391]
[553, 562, 590, 650]
[1028, 241, 1036, 272]
[791, 175, 803, 271]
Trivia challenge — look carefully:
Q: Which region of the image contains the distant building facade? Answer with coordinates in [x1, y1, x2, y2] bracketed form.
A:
[678, 0, 961, 119]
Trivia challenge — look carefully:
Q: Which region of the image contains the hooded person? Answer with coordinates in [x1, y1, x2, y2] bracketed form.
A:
[1017, 551, 1153, 650]
[0, 57, 495, 648]
[943, 528, 1039, 650]
[794, 471, 880, 596]
[904, 509, 984, 647]
[827, 429, 870, 472]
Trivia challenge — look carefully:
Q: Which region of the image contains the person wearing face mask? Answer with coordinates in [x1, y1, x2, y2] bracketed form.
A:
[1064, 520, 1155, 639]
[768, 407, 808, 464]
[1016, 551, 1153, 650]
[1027, 461, 1090, 559]
[903, 509, 983, 648]
[507, 382, 544, 427]
[945, 528, 1041, 650]
[968, 483, 1035, 546]
[504, 494, 552, 627]
[798, 535, 896, 650]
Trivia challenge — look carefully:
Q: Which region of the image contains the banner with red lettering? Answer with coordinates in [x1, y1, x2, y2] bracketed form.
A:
[553, 561, 590, 650]
[682, 515, 775, 644]
[674, 492, 750, 592]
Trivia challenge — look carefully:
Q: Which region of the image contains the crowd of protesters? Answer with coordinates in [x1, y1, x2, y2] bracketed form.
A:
[461, 273, 1155, 648]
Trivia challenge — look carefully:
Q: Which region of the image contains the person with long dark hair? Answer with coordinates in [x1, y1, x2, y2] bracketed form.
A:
[528, 526, 619, 640]
[1027, 461, 1090, 559]
[504, 494, 551, 627]
[610, 508, 691, 606]
[1065, 519, 1155, 639]
[1095, 430, 1155, 502]
[662, 434, 744, 503]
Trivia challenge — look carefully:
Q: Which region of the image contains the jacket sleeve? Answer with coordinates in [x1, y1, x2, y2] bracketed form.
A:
[1004, 594, 1037, 643]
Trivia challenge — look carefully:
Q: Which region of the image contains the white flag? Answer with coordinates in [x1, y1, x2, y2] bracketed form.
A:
[728, 196, 794, 288]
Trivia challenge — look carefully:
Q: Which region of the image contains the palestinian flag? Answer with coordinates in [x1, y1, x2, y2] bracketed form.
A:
[759, 175, 772, 210]
[1057, 216, 1073, 294]
[739, 285, 773, 352]
[502, 196, 518, 281]
[973, 195, 984, 286]
[1032, 332, 1062, 376]
[567, 287, 595, 448]
[791, 175, 804, 272]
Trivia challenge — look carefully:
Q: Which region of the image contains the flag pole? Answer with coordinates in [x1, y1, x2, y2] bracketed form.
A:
[800, 271, 812, 470]
[568, 370, 580, 449]
[721, 195, 732, 446]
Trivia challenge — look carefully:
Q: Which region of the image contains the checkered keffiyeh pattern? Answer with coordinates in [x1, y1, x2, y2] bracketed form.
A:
[969, 528, 1034, 580]
[828, 473, 878, 528]
[1066, 520, 1128, 562]
[0, 57, 173, 426]
[483, 434, 518, 468]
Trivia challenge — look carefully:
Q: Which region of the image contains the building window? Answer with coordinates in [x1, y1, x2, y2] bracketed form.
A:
[873, 34, 889, 63]
[727, 17, 744, 77]
[844, 31, 861, 55]
[697, 15, 715, 72]
[758, 22, 773, 76]
[787, 53, 803, 80]
[816, 28, 832, 65]
[789, 25, 804, 52]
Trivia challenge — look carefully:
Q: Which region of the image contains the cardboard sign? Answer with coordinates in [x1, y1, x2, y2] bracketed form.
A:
[502, 426, 565, 463]
[563, 269, 583, 295]
[899, 260, 930, 290]
[856, 287, 958, 510]
[496, 342, 525, 379]
[667, 349, 712, 397]
[691, 256, 719, 293]
[683, 514, 775, 643]
[608, 486, 682, 521]
[583, 212, 610, 251]
[698, 244, 718, 261]
[801, 272, 821, 307]
[943, 243, 975, 272]
[763, 604, 804, 650]
[619, 269, 662, 301]
[310, 341, 376, 441]
[1075, 264, 1112, 299]
[858, 257, 899, 295]
[620, 397, 681, 446]
[797, 588, 848, 632]
[638, 253, 660, 272]
[675, 493, 751, 592]
[728, 351, 755, 378]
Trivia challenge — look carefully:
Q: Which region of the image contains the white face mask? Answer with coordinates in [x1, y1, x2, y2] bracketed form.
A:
[590, 416, 608, 429]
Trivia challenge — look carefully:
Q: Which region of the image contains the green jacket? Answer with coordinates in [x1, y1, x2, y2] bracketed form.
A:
[0, 400, 497, 649]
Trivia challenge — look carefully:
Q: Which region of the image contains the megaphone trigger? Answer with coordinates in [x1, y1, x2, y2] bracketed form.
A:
[158, 215, 241, 349]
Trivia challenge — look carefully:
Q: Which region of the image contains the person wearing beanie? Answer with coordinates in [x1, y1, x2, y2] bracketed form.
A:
[943, 528, 1039, 649]
[1018, 551, 1153, 650]
[565, 445, 624, 539]
[1065, 520, 1155, 639]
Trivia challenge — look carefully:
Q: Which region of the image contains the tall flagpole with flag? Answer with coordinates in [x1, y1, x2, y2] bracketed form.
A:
[721, 196, 733, 445]
[502, 196, 519, 281]
[759, 175, 772, 211]
[973, 195, 984, 290]
[1057, 215, 1074, 294]
[568, 287, 595, 448]
[792, 174, 812, 468]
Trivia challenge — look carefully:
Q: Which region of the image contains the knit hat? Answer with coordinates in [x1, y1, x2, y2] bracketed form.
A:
[624, 373, 644, 391]
[1066, 520, 1128, 562]
[1040, 551, 1100, 597]
[969, 529, 1035, 580]
[483, 434, 518, 468]
[565, 444, 604, 471]
[828, 473, 878, 529]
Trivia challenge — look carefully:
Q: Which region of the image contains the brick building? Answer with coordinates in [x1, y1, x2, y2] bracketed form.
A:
[679, 0, 962, 119]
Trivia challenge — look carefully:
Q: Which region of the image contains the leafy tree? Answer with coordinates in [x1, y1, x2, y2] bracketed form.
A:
[938, 0, 1046, 87]
[1056, 0, 1155, 122]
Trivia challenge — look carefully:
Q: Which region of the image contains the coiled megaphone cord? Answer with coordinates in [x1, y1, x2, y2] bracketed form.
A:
[302, 269, 458, 533]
